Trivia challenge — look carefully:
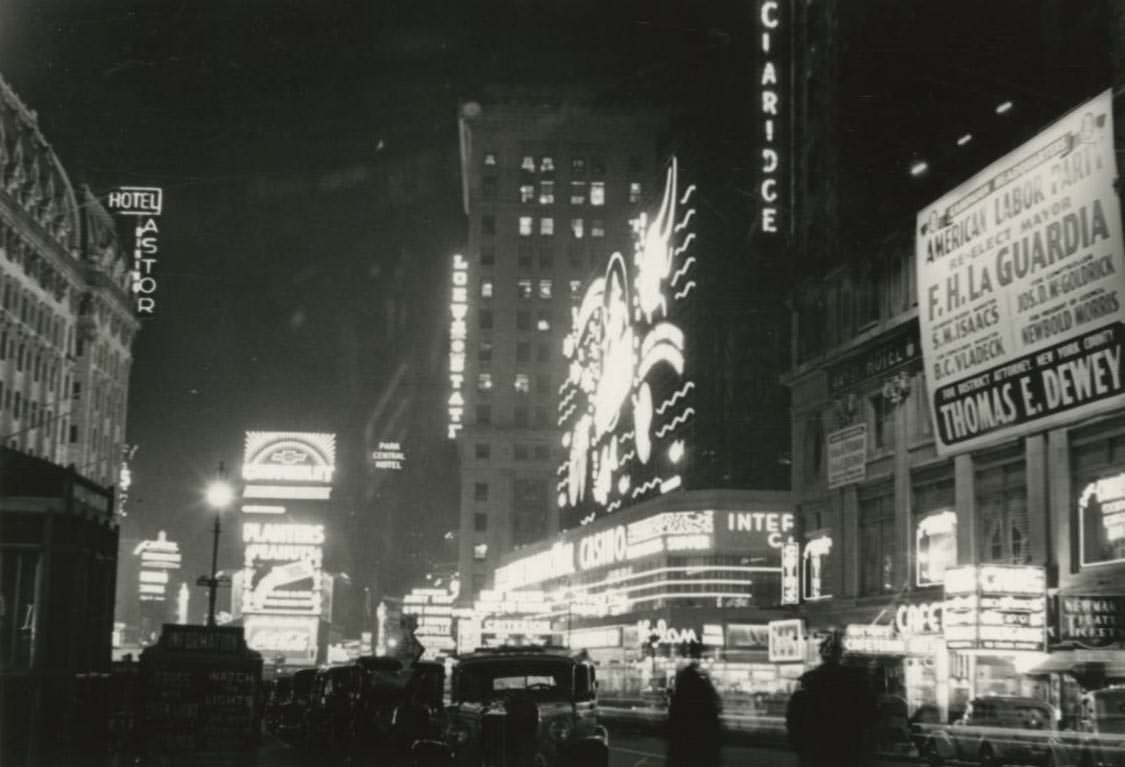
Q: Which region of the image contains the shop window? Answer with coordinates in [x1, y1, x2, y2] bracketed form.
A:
[859, 485, 896, 595]
[976, 459, 1029, 564]
[870, 393, 894, 451]
[520, 184, 535, 203]
[803, 534, 833, 600]
[473, 482, 489, 502]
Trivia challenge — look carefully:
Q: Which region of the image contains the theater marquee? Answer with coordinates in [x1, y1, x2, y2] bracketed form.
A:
[916, 90, 1125, 455]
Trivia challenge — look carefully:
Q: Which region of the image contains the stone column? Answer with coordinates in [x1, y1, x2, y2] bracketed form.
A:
[1048, 428, 1072, 582]
[1026, 434, 1050, 567]
[955, 454, 975, 565]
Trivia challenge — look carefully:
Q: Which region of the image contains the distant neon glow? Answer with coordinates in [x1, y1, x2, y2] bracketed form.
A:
[956, 133, 973, 147]
[910, 160, 929, 177]
[176, 582, 189, 624]
[558, 157, 697, 526]
[448, 253, 469, 439]
[372, 441, 406, 470]
[241, 504, 286, 515]
[916, 509, 958, 587]
[243, 485, 331, 500]
[995, 100, 1014, 114]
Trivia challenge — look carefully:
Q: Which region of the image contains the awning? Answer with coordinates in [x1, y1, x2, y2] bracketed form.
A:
[1028, 648, 1125, 677]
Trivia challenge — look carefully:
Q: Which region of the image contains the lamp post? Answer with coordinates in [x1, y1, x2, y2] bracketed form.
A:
[201, 462, 234, 627]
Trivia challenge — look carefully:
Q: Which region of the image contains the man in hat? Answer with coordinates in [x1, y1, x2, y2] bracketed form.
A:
[786, 630, 879, 767]
[667, 640, 722, 767]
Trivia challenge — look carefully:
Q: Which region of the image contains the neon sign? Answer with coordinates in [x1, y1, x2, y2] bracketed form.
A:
[372, 441, 406, 470]
[135, 531, 181, 603]
[107, 186, 163, 315]
[757, 1, 785, 235]
[558, 157, 697, 526]
[916, 509, 958, 586]
[448, 253, 469, 439]
[241, 431, 336, 485]
[802, 534, 831, 600]
[943, 564, 1046, 651]
[240, 522, 325, 616]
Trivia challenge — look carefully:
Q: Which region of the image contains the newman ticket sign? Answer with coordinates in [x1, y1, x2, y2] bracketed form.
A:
[916, 90, 1125, 455]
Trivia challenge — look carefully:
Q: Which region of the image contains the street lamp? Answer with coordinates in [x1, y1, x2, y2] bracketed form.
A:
[200, 462, 233, 627]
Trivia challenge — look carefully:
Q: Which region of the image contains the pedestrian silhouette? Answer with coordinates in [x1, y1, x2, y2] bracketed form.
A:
[667, 640, 722, 767]
[786, 630, 879, 767]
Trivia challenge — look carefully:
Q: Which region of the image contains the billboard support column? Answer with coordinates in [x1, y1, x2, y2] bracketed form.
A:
[1047, 428, 1073, 580]
[840, 485, 859, 598]
[1026, 434, 1050, 567]
[955, 455, 975, 566]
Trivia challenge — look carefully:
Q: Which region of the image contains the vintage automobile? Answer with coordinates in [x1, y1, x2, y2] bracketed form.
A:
[1056, 687, 1125, 767]
[922, 695, 1061, 767]
[349, 656, 446, 757]
[304, 664, 365, 752]
[273, 668, 318, 743]
[412, 646, 609, 767]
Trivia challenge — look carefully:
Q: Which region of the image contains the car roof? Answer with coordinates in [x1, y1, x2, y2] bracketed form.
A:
[971, 696, 1053, 706]
[456, 648, 579, 664]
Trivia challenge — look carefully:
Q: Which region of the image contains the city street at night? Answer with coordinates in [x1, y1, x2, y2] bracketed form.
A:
[2, 1, 1125, 765]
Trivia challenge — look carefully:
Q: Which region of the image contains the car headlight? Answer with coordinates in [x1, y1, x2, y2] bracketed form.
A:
[445, 720, 471, 746]
[546, 718, 573, 742]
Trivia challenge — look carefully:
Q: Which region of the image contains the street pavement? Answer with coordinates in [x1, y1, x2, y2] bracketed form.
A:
[255, 728, 924, 767]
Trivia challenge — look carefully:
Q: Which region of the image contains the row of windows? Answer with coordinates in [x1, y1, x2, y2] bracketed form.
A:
[475, 372, 554, 396]
[480, 244, 609, 272]
[472, 442, 554, 462]
[512, 216, 607, 238]
[484, 153, 641, 178]
[476, 341, 555, 364]
[472, 404, 553, 429]
[479, 278, 585, 302]
[490, 179, 639, 208]
[1, 277, 69, 353]
[478, 309, 554, 332]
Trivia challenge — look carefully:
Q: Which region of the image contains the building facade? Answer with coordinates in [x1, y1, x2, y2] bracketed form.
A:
[453, 96, 665, 598]
[0, 77, 138, 486]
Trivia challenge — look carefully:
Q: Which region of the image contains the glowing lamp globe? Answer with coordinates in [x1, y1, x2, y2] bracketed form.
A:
[206, 480, 234, 509]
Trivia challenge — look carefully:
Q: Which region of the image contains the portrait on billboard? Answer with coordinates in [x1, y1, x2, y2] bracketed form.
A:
[1079, 472, 1125, 567]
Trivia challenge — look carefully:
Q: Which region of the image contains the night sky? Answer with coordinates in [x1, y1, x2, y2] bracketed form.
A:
[0, 1, 1114, 599]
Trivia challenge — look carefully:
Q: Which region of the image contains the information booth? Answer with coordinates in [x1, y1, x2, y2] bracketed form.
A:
[139, 624, 263, 767]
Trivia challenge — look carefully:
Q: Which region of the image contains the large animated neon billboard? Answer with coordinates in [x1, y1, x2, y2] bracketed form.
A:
[558, 157, 697, 528]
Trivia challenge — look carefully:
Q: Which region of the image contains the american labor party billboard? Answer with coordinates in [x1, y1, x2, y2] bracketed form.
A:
[916, 90, 1124, 455]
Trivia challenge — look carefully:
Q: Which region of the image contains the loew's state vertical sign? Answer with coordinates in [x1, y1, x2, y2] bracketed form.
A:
[917, 90, 1125, 455]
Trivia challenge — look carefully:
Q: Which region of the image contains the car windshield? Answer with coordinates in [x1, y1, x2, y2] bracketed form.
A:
[457, 661, 572, 702]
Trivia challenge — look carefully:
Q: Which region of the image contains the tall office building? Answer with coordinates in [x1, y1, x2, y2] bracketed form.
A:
[453, 95, 665, 598]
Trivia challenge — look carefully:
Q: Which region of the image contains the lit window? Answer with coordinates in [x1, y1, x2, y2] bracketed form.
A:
[571, 218, 584, 239]
[538, 279, 552, 299]
[519, 216, 533, 236]
[477, 373, 494, 391]
[569, 280, 583, 299]
[514, 373, 530, 393]
[571, 157, 586, 174]
[539, 217, 554, 236]
[521, 155, 536, 172]
[539, 180, 555, 205]
[540, 156, 555, 172]
[591, 219, 605, 238]
[536, 311, 551, 331]
[520, 184, 535, 203]
[483, 152, 497, 166]
[629, 182, 642, 203]
[473, 544, 488, 561]
[518, 279, 533, 299]
[590, 182, 606, 206]
[570, 181, 586, 205]
[480, 280, 493, 299]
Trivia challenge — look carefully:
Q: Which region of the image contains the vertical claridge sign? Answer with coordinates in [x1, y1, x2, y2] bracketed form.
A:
[759, 1, 782, 234]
